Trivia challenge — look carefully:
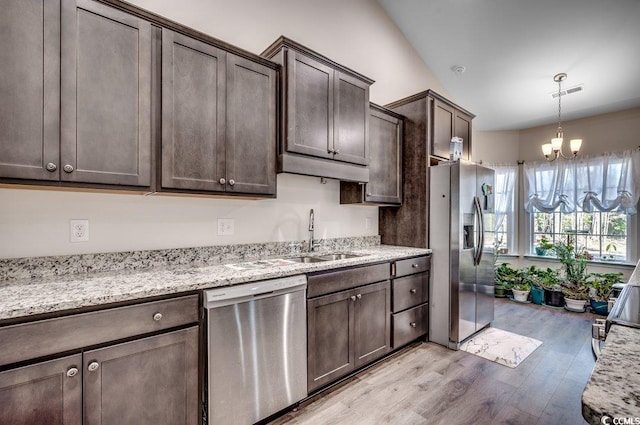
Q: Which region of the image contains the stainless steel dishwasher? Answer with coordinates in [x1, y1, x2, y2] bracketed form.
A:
[204, 275, 307, 425]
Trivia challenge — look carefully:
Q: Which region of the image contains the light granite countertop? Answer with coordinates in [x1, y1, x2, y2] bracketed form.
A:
[0, 244, 430, 322]
[582, 324, 640, 424]
[582, 258, 640, 424]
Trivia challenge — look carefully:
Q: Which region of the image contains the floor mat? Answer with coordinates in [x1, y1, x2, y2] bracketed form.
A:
[459, 327, 542, 368]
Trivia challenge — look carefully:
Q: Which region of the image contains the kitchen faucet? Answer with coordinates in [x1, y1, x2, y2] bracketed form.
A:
[308, 209, 321, 252]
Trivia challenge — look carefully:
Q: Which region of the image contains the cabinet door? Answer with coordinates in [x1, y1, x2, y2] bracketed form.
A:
[307, 290, 355, 393]
[432, 98, 454, 160]
[161, 29, 227, 192]
[0, 354, 82, 425]
[226, 54, 276, 195]
[287, 50, 334, 160]
[354, 281, 391, 368]
[0, 0, 60, 181]
[84, 327, 198, 425]
[366, 107, 402, 204]
[334, 72, 369, 165]
[60, 0, 151, 186]
[455, 111, 472, 160]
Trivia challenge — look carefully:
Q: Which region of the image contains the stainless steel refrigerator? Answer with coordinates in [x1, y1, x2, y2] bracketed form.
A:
[429, 161, 495, 350]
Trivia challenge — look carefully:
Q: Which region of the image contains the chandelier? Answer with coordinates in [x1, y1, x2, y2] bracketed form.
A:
[541, 73, 582, 161]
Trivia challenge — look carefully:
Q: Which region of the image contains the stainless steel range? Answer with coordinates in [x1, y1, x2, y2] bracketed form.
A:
[592, 283, 637, 358]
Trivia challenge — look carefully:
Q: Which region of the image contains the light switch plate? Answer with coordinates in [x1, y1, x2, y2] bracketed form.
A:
[217, 218, 234, 236]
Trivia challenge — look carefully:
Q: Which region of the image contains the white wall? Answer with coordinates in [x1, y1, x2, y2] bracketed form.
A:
[0, 175, 380, 259]
[0, 0, 445, 259]
[518, 108, 640, 162]
[471, 130, 520, 164]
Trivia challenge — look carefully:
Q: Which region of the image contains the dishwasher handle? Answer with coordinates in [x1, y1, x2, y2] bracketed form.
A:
[204, 275, 307, 309]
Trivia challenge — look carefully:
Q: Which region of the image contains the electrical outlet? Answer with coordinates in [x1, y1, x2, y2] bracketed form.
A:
[217, 218, 234, 236]
[70, 219, 89, 243]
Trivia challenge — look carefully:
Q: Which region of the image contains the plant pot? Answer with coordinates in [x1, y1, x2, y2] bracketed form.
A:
[590, 300, 609, 315]
[544, 289, 564, 307]
[531, 286, 544, 305]
[564, 298, 587, 312]
[535, 247, 547, 256]
[512, 289, 530, 302]
[494, 286, 506, 298]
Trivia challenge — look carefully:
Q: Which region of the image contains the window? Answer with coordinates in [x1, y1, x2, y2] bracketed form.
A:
[532, 209, 629, 261]
[486, 165, 517, 254]
[524, 149, 640, 263]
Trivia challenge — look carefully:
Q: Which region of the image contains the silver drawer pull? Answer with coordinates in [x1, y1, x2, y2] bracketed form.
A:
[153, 312, 163, 322]
[350, 295, 356, 302]
[410, 289, 417, 294]
[87, 361, 99, 372]
[228, 179, 235, 186]
[63, 164, 74, 173]
[66, 367, 78, 378]
[411, 263, 419, 268]
[356, 294, 362, 300]
[46, 163, 57, 172]
[410, 322, 417, 328]
[219, 178, 226, 185]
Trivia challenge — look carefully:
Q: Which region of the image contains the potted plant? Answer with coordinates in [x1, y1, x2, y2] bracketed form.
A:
[494, 263, 522, 298]
[524, 266, 559, 305]
[589, 272, 624, 315]
[602, 242, 618, 261]
[511, 282, 531, 303]
[561, 282, 590, 312]
[535, 236, 553, 256]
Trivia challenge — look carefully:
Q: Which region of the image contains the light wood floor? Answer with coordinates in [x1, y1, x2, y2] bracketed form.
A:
[270, 298, 596, 425]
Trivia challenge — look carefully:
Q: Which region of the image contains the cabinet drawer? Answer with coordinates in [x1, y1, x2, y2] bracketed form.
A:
[307, 263, 389, 298]
[392, 273, 428, 313]
[394, 256, 430, 278]
[392, 303, 428, 349]
[0, 295, 199, 367]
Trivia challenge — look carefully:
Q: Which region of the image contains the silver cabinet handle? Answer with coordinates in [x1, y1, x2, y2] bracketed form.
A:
[411, 263, 419, 269]
[66, 367, 79, 377]
[228, 179, 235, 186]
[410, 289, 417, 294]
[87, 361, 99, 372]
[219, 178, 226, 185]
[328, 148, 334, 154]
[63, 164, 74, 173]
[334, 149, 340, 154]
[410, 322, 417, 328]
[153, 312, 162, 322]
[366, 193, 372, 197]
[350, 295, 356, 302]
[46, 163, 57, 172]
[356, 294, 362, 300]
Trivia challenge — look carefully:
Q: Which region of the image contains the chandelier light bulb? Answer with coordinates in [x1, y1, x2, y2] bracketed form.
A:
[551, 137, 563, 152]
[570, 139, 582, 155]
[542, 144, 553, 157]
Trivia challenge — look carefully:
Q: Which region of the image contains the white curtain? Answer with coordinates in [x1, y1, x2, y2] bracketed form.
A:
[487, 164, 517, 233]
[524, 149, 640, 214]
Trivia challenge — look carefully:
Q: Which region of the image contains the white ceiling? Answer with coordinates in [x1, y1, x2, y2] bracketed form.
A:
[377, 0, 640, 131]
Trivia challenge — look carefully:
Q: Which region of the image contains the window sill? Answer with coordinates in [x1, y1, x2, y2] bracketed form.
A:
[522, 255, 637, 269]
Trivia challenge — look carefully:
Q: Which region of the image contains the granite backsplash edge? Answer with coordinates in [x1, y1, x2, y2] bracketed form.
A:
[0, 236, 381, 281]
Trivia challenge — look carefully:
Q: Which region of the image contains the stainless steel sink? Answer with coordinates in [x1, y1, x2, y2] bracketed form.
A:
[317, 253, 362, 261]
[286, 256, 327, 263]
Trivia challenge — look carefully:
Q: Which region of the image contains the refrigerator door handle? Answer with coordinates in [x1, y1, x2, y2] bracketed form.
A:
[473, 196, 483, 266]
[476, 196, 485, 265]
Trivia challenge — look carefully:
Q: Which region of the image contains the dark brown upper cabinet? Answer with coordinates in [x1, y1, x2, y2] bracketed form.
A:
[340, 104, 403, 206]
[161, 29, 276, 196]
[0, 0, 61, 182]
[432, 95, 473, 161]
[379, 90, 474, 248]
[262, 37, 373, 183]
[0, 0, 152, 188]
[60, 0, 152, 187]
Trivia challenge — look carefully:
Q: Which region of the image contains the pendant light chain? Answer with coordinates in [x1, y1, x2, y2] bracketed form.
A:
[557, 77, 562, 136]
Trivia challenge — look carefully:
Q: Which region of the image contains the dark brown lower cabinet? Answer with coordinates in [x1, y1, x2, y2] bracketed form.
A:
[84, 327, 199, 425]
[0, 327, 198, 425]
[307, 280, 390, 393]
[0, 354, 82, 425]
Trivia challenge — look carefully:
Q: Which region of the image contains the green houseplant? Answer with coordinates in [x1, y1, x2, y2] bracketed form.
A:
[535, 236, 554, 256]
[589, 272, 624, 315]
[552, 241, 591, 312]
[524, 266, 560, 305]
